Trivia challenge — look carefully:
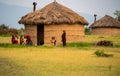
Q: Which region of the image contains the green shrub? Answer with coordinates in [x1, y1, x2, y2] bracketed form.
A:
[94, 50, 113, 57]
[85, 27, 91, 35]
[0, 24, 18, 37]
[94, 50, 104, 56]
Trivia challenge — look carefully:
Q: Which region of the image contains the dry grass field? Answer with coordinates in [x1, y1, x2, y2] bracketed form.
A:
[0, 35, 120, 76]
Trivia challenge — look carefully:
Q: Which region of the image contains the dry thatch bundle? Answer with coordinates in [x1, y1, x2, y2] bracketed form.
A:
[91, 15, 120, 28]
[19, 2, 88, 25]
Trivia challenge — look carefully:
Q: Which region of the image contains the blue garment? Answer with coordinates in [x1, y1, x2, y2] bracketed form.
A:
[29, 40, 33, 45]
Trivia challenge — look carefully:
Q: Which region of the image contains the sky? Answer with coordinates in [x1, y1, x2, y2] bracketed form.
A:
[0, 0, 120, 29]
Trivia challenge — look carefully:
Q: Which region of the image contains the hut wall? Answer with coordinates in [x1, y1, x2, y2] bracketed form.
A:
[44, 24, 85, 45]
[91, 28, 120, 36]
[25, 25, 37, 45]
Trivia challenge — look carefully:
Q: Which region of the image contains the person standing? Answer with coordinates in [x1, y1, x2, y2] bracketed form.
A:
[11, 34, 15, 44]
[14, 35, 18, 44]
[61, 30, 66, 47]
[20, 36, 24, 45]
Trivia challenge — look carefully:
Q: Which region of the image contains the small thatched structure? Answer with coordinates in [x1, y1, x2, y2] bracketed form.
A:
[90, 15, 120, 36]
[19, 1, 88, 45]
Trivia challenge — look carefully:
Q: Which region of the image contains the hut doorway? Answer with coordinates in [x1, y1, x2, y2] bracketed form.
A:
[37, 24, 44, 45]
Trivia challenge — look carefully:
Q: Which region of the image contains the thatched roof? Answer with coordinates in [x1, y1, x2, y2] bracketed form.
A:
[19, 2, 88, 25]
[91, 15, 120, 28]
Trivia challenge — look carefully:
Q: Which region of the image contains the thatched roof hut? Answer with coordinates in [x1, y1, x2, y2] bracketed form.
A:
[90, 15, 120, 36]
[19, 2, 88, 25]
[19, 2, 88, 45]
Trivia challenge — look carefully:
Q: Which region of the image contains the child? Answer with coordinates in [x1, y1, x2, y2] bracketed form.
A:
[50, 36, 56, 46]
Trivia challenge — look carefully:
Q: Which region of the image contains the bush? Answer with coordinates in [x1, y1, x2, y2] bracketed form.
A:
[85, 27, 91, 35]
[94, 50, 113, 57]
[95, 40, 113, 46]
[0, 24, 9, 29]
[0, 24, 18, 36]
[9, 28, 18, 34]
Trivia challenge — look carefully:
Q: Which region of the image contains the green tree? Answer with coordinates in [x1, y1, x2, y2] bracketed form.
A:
[0, 24, 9, 29]
[114, 10, 120, 21]
[85, 27, 91, 35]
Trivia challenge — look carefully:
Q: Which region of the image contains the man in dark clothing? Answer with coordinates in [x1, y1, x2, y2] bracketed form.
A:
[61, 30, 66, 47]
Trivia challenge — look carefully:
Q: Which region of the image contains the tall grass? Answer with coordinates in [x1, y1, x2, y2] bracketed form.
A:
[0, 58, 25, 76]
[0, 47, 120, 76]
[0, 35, 120, 76]
[66, 42, 93, 47]
[0, 43, 31, 48]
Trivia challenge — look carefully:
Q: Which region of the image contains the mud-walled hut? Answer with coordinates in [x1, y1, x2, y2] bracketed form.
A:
[90, 15, 120, 36]
[19, 1, 89, 46]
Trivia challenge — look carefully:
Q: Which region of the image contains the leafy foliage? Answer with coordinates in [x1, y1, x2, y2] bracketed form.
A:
[95, 40, 113, 46]
[0, 24, 18, 36]
[94, 50, 113, 57]
[114, 10, 120, 21]
[85, 27, 91, 35]
[0, 24, 9, 29]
